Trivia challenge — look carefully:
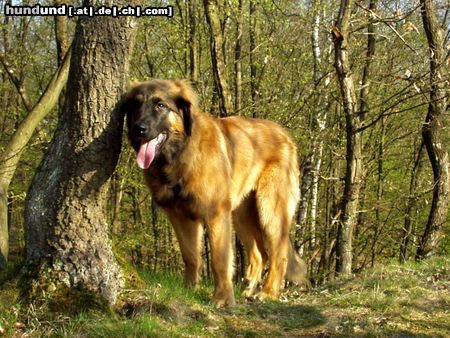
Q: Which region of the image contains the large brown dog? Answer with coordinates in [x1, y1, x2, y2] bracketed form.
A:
[122, 80, 306, 307]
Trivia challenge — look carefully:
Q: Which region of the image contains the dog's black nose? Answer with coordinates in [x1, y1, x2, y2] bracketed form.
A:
[132, 124, 147, 138]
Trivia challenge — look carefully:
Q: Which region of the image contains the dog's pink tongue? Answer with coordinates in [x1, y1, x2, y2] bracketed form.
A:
[136, 138, 158, 169]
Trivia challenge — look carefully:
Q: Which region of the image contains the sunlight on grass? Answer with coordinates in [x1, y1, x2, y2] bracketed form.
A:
[136, 270, 212, 305]
[0, 256, 448, 337]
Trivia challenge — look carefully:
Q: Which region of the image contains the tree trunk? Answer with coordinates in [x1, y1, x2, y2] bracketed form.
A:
[53, 0, 70, 112]
[371, 117, 384, 267]
[24, 4, 136, 307]
[54, 0, 69, 66]
[332, 0, 362, 275]
[0, 50, 71, 269]
[361, 0, 378, 267]
[111, 171, 125, 234]
[249, 0, 257, 117]
[400, 141, 424, 263]
[204, 0, 233, 116]
[296, 0, 329, 254]
[234, 0, 243, 114]
[0, 187, 7, 269]
[151, 200, 159, 272]
[358, 0, 376, 121]
[309, 0, 329, 251]
[416, 0, 449, 260]
[187, 0, 199, 83]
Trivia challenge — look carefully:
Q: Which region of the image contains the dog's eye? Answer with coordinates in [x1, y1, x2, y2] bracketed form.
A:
[156, 103, 166, 109]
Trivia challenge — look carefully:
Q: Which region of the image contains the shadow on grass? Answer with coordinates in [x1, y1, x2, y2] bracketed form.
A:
[223, 301, 326, 337]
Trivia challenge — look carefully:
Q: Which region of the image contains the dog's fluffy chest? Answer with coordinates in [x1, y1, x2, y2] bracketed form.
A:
[144, 165, 200, 220]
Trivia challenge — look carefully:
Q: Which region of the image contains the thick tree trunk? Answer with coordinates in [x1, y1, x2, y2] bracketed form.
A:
[416, 0, 449, 259]
[204, 0, 233, 116]
[0, 50, 71, 269]
[332, 0, 362, 275]
[24, 5, 136, 306]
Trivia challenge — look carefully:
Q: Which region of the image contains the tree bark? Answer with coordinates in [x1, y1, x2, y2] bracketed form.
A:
[416, 0, 449, 259]
[187, 0, 199, 83]
[296, 0, 329, 253]
[361, 0, 378, 267]
[53, 0, 69, 66]
[400, 141, 424, 263]
[249, 0, 257, 117]
[358, 0, 377, 121]
[53, 0, 70, 112]
[0, 49, 71, 269]
[309, 0, 330, 251]
[0, 187, 7, 269]
[332, 0, 362, 275]
[204, 0, 233, 116]
[24, 3, 136, 306]
[234, 0, 243, 114]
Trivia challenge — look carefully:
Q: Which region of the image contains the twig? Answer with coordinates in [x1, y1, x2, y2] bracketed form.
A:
[356, 1, 419, 55]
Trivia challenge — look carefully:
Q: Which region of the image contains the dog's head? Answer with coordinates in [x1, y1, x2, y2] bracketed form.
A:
[121, 79, 198, 169]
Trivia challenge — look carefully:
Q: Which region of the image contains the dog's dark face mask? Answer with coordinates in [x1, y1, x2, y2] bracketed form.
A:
[122, 80, 194, 169]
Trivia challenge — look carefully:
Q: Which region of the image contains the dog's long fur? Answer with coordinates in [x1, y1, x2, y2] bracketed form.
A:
[122, 80, 306, 307]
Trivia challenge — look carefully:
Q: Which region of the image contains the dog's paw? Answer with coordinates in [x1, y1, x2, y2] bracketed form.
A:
[253, 291, 278, 302]
[212, 290, 235, 308]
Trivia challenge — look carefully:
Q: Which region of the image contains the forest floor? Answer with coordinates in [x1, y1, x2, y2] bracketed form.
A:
[0, 255, 448, 337]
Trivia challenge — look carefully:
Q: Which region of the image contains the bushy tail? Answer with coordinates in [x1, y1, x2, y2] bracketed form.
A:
[285, 240, 310, 289]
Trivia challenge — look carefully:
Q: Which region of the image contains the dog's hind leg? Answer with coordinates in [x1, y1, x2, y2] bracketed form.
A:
[233, 192, 268, 298]
[255, 163, 299, 300]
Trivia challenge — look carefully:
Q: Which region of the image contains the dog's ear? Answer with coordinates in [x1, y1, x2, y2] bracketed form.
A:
[120, 93, 144, 117]
[175, 96, 193, 136]
[174, 80, 198, 136]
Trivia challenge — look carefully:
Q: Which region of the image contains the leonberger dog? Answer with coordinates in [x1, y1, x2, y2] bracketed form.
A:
[122, 79, 307, 307]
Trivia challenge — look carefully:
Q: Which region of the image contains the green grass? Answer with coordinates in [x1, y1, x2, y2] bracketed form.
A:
[0, 255, 448, 337]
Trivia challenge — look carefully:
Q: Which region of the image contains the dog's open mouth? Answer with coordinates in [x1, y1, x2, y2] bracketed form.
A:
[136, 132, 167, 169]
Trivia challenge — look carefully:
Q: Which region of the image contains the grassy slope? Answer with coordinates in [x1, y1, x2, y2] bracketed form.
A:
[0, 256, 448, 337]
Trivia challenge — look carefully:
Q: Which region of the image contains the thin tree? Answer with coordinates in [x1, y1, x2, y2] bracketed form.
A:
[416, 0, 449, 259]
[234, 0, 243, 114]
[332, 0, 362, 275]
[400, 141, 424, 262]
[248, 0, 258, 117]
[24, 2, 136, 307]
[187, 0, 199, 83]
[296, 0, 329, 255]
[0, 50, 71, 269]
[204, 0, 233, 116]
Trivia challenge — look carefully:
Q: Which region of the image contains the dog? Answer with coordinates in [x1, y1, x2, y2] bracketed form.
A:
[122, 79, 306, 307]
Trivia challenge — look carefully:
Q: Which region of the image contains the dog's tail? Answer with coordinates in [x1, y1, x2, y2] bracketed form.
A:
[285, 240, 310, 289]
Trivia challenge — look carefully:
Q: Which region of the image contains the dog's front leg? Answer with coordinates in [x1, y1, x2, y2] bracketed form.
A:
[207, 210, 235, 308]
[166, 211, 203, 287]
